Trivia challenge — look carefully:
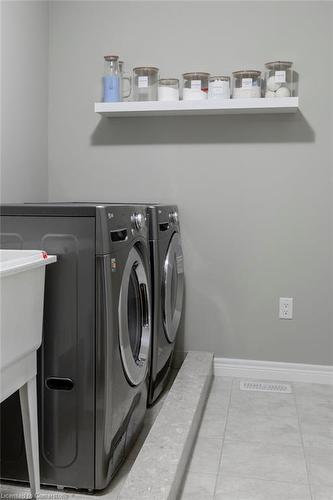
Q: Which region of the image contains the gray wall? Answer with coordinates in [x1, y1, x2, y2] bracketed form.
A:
[46, 1, 332, 364]
[1, 1, 49, 202]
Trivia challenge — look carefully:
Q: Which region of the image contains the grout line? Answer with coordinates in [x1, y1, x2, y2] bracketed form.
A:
[211, 377, 234, 499]
[209, 461, 311, 487]
[292, 381, 314, 500]
[209, 470, 314, 488]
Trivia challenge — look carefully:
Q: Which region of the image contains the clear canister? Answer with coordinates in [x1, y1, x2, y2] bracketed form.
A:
[182, 72, 210, 100]
[103, 55, 121, 102]
[264, 61, 294, 98]
[208, 76, 230, 100]
[232, 70, 261, 98]
[133, 67, 159, 101]
[158, 79, 179, 101]
[118, 60, 131, 101]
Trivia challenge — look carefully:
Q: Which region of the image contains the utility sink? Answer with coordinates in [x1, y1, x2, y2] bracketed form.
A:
[0, 249, 56, 398]
[0, 249, 56, 499]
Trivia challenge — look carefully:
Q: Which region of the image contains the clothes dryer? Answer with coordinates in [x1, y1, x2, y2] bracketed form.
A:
[147, 205, 185, 405]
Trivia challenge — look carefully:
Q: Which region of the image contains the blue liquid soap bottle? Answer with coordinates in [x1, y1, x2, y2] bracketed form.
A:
[103, 55, 121, 102]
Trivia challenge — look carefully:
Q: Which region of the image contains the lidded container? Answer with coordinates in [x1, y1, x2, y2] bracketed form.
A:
[264, 61, 295, 98]
[158, 79, 179, 101]
[133, 66, 159, 101]
[208, 76, 230, 100]
[182, 72, 210, 100]
[103, 55, 121, 102]
[232, 70, 261, 98]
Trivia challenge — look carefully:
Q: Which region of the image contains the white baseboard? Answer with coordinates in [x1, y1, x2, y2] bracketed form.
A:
[214, 357, 333, 385]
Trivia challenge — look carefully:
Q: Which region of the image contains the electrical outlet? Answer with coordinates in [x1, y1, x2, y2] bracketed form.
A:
[279, 297, 293, 319]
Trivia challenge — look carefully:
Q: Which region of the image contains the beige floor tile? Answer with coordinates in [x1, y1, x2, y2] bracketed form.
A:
[300, 414, 333, 449]
[295, 383, 333, 421]
[311, 484, 333, 500]
[305, 446, 333, 488]
[214, 474, 311, 500]
[225, 408, 302, 446]
[219, 440, 308, 484]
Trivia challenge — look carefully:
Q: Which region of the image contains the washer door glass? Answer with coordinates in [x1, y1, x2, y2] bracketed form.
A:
[162, 232, 184, 343]
[119, 246, 151, 386]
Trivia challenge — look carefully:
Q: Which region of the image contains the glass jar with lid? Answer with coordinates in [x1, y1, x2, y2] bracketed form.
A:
[232, 70, 261, 98]
[133, 67, 159, 101]
[208, 76, 230, 100]
[264, 61, 295, 98]
[158, 79, 179, 101]
[182, 72, 210, 100]
[103, 55, 121, 102]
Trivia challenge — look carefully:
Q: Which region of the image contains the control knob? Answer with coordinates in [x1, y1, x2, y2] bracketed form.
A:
[131, 212, 145, 231]
[169, 210, 179, 225]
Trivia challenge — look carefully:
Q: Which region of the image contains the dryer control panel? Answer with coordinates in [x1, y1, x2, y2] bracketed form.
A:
[156, 205, 180, 237]
[96, 205, 148, 255]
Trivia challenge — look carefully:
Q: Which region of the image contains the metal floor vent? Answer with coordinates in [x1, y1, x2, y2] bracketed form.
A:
[240, 380, 292, 394]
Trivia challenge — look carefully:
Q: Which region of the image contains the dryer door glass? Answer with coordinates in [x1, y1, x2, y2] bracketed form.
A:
[119, 246, 151, 386]
[162, 232, 185, 343]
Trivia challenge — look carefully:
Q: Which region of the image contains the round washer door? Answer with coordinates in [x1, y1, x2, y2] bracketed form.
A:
[162, 232, 185, 343]
[119, 246, 151, 386]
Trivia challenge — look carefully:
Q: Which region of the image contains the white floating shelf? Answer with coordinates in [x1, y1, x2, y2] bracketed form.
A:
[95, 97, 299, 118]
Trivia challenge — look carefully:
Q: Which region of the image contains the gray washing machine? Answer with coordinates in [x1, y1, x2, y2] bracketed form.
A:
[147, 205, 185, 405]
[0, 203, 151, 491]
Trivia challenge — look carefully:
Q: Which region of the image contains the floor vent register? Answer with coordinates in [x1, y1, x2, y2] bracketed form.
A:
[240, 380, 292, 394]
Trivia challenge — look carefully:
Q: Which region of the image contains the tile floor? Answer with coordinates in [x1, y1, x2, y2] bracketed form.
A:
[180, 376, 333, 500]
[1, 374, 332, 500]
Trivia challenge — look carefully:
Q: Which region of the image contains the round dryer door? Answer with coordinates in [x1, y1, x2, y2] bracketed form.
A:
[162, 232, 184, 343]
[119, 246, 151, 386]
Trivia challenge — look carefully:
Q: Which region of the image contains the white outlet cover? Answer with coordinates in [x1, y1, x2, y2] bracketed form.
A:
[279, 297, 293, 319]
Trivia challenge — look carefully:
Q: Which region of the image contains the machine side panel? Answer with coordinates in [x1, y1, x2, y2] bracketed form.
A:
[0, 216, 96, 490]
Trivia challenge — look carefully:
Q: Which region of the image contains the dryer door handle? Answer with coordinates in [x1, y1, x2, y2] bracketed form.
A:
[139, 283, 149, 328]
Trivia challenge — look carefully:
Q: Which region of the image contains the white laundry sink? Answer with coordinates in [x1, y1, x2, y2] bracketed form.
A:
[0, 249, 56, 499]
[0, 249, 56, 401]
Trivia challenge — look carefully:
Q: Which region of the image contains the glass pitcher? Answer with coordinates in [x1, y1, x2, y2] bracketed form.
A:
[118, 61, 132, 101]
[103, 55, 131, 102]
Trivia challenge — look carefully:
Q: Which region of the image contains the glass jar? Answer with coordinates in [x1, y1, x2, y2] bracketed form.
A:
[208, 76, 230, 100]
[182, 72, 210, 100]
[158, 79, 179, 101]
[103, 55, 121, 102]
[264, 61, 294, 98]
[118, 60, 131, 101]
[133, 67, 159, 101]
[232, 70, 261, 98]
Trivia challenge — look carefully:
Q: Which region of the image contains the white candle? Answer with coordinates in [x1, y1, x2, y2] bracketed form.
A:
[183, 88, 207, 101]
[158, 86, 179, 101]
[232, 87, 261, 98]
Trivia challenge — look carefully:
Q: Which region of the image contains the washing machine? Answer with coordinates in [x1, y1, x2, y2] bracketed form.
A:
[147, 205, 185, 405]
[0, 203, 151, 491]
